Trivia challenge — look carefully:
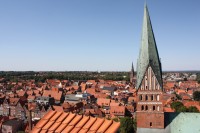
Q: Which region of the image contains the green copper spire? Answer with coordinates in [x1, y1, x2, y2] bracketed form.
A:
[136, 4, 163, 90]
[131, 62, 134, 72]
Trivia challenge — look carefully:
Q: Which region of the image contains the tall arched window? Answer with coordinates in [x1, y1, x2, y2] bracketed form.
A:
[151, 95, 153, 101]
[145, 95, 148, 101]
[153, 105, 155, 111]
[141, 105, 144, 111]
[145, 105, 148, 111]
[139, 95, 142, 101]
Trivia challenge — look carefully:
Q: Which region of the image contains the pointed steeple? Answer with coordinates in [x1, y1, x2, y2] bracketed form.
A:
[136, 4, 163, 90]
[131, 62, 134, 72]
[130, 62, 135, 84]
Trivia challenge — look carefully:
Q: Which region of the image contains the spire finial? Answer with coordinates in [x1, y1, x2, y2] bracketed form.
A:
[144, 0, 147, 8]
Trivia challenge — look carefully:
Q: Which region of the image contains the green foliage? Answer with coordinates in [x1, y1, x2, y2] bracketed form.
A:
[112, 117, 119, 122]
[0, 71, 130, 83]
[187, 106, 199, 112]
[174, 92, 181, 100]
[120, 117, 135, 133]
[171, 101, 184, 111]
[176, 106, 187, 112]
[171, 101, 199, 112]
[193, 91, 200, 101]
[133, 118, 137, 131]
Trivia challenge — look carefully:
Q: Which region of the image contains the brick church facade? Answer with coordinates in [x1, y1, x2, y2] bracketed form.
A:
[136, 4, 165, 129]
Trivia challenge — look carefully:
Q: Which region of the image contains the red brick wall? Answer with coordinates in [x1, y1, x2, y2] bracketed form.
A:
[137, 112, 164, 129]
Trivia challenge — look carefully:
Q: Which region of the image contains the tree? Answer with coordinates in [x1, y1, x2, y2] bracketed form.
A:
[171, 101, 184, 111]
[176, 106, 187, 112]
[193, 91, 200, 101]
[112, 117, 119, 122]
[187, 106, 199, 112]
[120, 117, 135, 133]
[174, 92, 181, 100]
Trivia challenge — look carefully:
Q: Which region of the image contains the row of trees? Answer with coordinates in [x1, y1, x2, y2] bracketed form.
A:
[0, 71, 130, 83]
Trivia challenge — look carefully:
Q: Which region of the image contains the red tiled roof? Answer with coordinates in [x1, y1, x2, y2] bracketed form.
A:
[43, 90, 62, 101]
[163, 107, 175, 112]
[31, 110, 120, 133]
[53, 105, 64, 112]
[27, 95, 35, 100]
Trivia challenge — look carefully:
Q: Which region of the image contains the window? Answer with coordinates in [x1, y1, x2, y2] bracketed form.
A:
[141, 105, 144, 111]
[145, 105, 148, 111]
[153, 106, 155, 111]
[139, 95, 142, 101]
[151, 95, 153, 101]
[150, 122, 152, 127]
[145, 95, 148, 101]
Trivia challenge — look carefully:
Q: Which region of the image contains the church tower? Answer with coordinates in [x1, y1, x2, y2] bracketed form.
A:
[136, 4, 164, 129]
[130, 62, 135, 85]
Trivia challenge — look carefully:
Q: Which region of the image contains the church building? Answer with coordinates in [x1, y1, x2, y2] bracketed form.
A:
[136, 4, 164, 129]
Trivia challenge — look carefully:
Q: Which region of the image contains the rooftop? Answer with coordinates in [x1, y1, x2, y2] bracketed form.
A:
[31, 110, 120, 133]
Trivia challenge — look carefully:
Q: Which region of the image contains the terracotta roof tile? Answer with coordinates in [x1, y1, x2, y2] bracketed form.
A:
[68, 115, 82, 126]
[50, 111, 62, 121]
[163, 107, 175, 112]
[61, 125, 74, 133]
[80, 117, 97, 132]
[56, 113, 69, 123]
[78, 128, 89, 133]
[70, 127, 82, 133]
[47, 131, 54, 133]
[35, 119, 48, 128]
[62, 113, 76, 124]
[105, 121, 120, 133]
[97, 119, 113, 132]
[48, 122, 62, 132]
[40, 129, 48, 133]
[31, 111, 120, 133]
[42, 110, 56, 120]
[75, 116, 90, 128]
[42, 121, 55, 130]
[70, 116, 90, 133]
[89, 118, 104, 132]
[55, 123, 68, 133]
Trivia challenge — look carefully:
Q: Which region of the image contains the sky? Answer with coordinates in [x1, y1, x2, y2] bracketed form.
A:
[0, 0, 200, 71]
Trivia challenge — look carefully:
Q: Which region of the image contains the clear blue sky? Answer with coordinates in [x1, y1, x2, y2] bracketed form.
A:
[0, 0, 200, 71]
